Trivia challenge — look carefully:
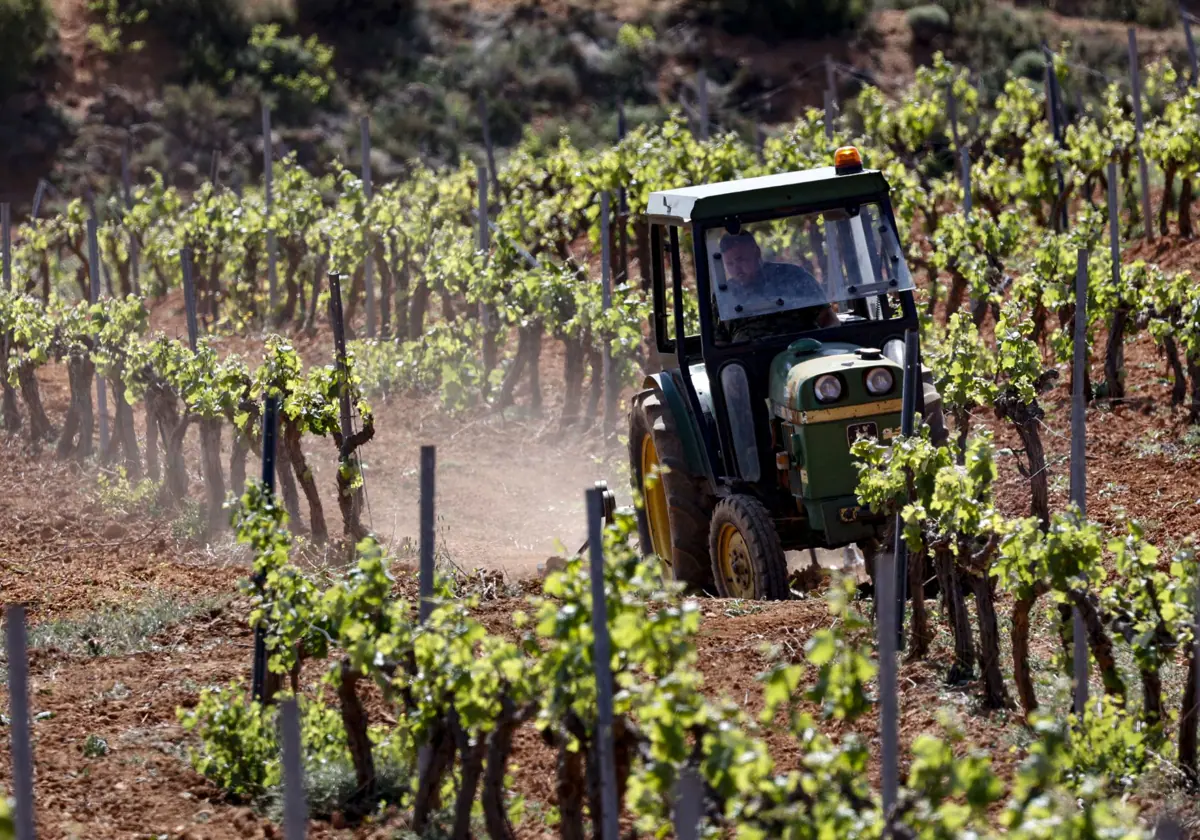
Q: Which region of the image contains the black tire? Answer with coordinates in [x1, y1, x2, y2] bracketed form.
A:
[708, 494, 789, 600]
[628, 389, 716, 591]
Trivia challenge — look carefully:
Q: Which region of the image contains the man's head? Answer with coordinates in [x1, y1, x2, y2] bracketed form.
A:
[719, 232, 762, 284]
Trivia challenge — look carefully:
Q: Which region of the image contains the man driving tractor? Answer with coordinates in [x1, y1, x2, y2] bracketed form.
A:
[716, 231, 839, 341]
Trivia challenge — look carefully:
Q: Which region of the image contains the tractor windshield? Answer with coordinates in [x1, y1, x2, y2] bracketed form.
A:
[704, 201, 913, 343]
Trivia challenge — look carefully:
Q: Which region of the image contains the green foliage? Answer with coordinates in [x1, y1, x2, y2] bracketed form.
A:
[1002, 716, 1147, 837]
[907, 4, 953, 45]
[0, 0, 54, 98]
[180, 681, 351, 800]
[998, 506, 1107, 602]
[242, 23, 337, 119]
[179, 681, 282, 797]
[1010, 49, 1046, 81]
[122, 0, 254, 82]
[86, 0, 147, 53]
[82, 733, 111, 758]
[94, 467, 161, 517]
[925, 313, 995, 422]
[0, 791, 12, 840]
[1055, 697, 1150, 792]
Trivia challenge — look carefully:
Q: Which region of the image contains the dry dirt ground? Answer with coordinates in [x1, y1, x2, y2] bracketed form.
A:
[3, 269, 1200, 836]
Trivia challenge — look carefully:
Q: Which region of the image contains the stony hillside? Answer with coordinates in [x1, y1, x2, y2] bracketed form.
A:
[0, 0, 1189, 214]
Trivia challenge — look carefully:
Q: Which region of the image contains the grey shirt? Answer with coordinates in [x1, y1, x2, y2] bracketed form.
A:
[716, 262, 829, 342]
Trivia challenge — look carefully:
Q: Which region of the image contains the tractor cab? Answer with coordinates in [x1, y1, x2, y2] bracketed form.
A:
[629, 147, 937, 599]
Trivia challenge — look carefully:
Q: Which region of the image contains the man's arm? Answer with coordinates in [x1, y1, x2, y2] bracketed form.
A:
[775, 263, 838, 327]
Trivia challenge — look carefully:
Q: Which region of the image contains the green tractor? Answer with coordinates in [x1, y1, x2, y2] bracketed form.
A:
[628, 146, 944, 599]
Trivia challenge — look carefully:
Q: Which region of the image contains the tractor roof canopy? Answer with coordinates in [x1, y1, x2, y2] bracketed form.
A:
[646, 166, 889, 226]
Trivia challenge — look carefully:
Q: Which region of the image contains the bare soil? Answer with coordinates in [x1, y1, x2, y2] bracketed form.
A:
[4, 267, 1200, 835]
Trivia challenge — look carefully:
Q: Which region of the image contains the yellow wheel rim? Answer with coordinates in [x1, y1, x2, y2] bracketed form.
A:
[640, 433, 673, 568]
[717, 523, 756, 599]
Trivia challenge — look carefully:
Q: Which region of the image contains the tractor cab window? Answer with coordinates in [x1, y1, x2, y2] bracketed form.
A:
[705, 201, 913, 344]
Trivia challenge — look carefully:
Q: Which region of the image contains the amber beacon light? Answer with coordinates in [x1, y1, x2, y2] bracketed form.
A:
[834, 145, 863, 175]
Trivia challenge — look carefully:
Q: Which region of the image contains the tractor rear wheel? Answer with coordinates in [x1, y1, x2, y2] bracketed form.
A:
[629, 390, 716, 592]
[709, 494, 789, 600]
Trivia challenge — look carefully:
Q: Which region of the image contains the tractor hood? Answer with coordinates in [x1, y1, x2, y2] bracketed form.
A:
[768, 339, 903, 422]
[768, 338, 904, 543]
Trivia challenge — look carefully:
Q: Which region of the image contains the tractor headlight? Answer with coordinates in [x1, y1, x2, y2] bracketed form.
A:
[883, 339, 905, 367]
[865, 367, 895, 396]
[814, 374, 843, 403]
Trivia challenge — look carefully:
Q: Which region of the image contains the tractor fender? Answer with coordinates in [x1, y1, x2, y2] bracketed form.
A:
[642, 366, 712, 479]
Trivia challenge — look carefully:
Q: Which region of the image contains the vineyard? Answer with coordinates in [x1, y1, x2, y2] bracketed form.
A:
[8, 33, 1200, 838]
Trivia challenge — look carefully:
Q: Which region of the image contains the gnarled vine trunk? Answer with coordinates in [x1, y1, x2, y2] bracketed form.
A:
[144, 400, 159, 481]
[283, 421, 327, 545]
[1071, 589, 1126, 699]
[335, 413, 375, 544]
[585, 345, 603, 424]
[450, 711, 487, 840]
[1188, 355, 1200, 424]
[1105, 305, 1129, 402]
[483, 697, 526, 840]
[555, 736, 587, 840]
[994, 388, 1051, 527]
[337, 659, 376, 806]
[1, 341, 21, 433]
[933, 545, 974, 684]
[1160, 164, 1178, 237]
[1180, 642, 1199, 785]
[413, 723, 456, 834]
[104, 376, 141, 480]
[560, 337, 585, 430]
[229, 432, 250, 499]
[274, 432, 304, 532]
[498, 322, 544, 412]
[58, 354, 95, 459]
[1164, 335, 1188, 406]
[199, 417, 226, 534]
[16, 362, 51, 443]
[907, 547, 932, 660]
[1011, 582, 1048, 716]
[963, 543, 1010, 710]
[376, 239, 393, 338]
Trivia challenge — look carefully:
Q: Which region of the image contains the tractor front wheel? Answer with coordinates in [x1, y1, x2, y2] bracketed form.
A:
[709, 495, 789, 600]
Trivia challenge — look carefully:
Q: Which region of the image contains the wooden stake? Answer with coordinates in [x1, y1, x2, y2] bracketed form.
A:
[5, 605, 36, 840]
[263, 103, 279, 317]
[1070, 247, 1090, 716]
[361, 115, 376, 338]
[587, 486, 620, 840]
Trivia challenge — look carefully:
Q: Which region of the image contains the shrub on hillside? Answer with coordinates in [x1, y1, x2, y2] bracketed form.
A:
[120, 0, 279, 82]
[687, 0, 871, 41]
[906, 4, 952, 45]
[239, 23, 338, 121]
[1012, 0, 1176, 29]
[0, 0, 54, 98]
[1010, 48, 1046, 80]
